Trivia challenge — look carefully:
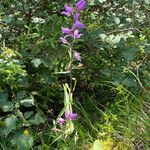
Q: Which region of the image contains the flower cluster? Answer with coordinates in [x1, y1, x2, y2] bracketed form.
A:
[60, 0, 86, 62]
[57, 112, 78, 126]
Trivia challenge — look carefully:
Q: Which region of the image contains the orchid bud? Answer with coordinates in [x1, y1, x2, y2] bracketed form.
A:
[76, 0, 86, 11]
[74, 51, 82, 62]
[74, 13, 80, 22]
[60, 37, 68, 44]
[57, 118, 65, 125]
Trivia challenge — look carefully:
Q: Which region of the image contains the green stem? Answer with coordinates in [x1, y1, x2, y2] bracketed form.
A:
[68, 39, 75, 98]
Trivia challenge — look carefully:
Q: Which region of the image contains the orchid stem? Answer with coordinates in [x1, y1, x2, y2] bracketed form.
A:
[68, 39, 75, 100]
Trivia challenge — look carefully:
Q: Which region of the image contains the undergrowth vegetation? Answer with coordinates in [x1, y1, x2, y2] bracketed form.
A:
[0, 0, 149, 149]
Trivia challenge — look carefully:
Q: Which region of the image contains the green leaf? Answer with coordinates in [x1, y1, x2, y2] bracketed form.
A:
[42, 58, 51, 68]
[20, 98, 34, 107]
[91, 140, 104, 150]
[17, 91, 27, 99]
[30, 113, 45, 125]
[114, 17, 120, 24]
[42, 69, 53, 83]
[0, 92, 14, 112]
[98, 0, 107, 3]
[64, 121, 74, 136]
[0, 92, 8, 102]
[24, 111, 34, 119]
[89, 0, 95, 5]
[31, 58, 41, 68]
[0, 115, 18, 136]
[122, 51, 134, 61]
[99, 34, 106, 41]
[1, 101, 14, 112]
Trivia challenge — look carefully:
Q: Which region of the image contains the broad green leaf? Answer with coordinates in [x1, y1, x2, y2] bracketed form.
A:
[17, 91, 27, 99]
[24, 111, 34, 119]
[0, 93, 14, 112]
[30, 113, 45, 125]
[122, 51, 134, 61]
[1, 101, 14, 112]
[0, 92, 8, 102]
[0, 115, 18, 136]
[42, 58, 51, 67]
[20, 98, 34, 107]
[42, 69, 53, 83]
[31, 58, 41, 68]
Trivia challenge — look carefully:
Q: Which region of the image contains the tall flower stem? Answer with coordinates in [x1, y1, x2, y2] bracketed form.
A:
[57, 0, 86, 127]
[68, 39, 75, 100]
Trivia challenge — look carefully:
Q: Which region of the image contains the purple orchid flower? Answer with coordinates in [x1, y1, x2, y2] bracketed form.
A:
[57, 118, 65, 125]
[68, 113, 78, 120]
[72, 21, 86, 30]
[74, 51, 82, 61]
[62, 5, 74, 16]
[76, 0, 86, 11]
[62, 27, 72, 35]
[73, 29, 83, 39]
[65, 112, 78, 120]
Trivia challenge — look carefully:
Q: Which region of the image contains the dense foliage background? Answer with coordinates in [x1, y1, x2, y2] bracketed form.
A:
[0, 0, 149, 149]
